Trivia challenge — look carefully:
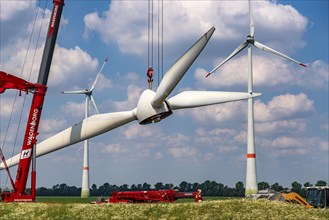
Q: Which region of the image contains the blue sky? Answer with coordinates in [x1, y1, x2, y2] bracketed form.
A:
[0, 0, 328, 189]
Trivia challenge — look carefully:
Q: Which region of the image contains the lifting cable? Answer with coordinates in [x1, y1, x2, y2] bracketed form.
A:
[147, 0, 164, 90]
[156, 0, 164, 87]
[10, 0, 49, 162]
[147, 0, 154, 90]
[0, 0, 48, 186]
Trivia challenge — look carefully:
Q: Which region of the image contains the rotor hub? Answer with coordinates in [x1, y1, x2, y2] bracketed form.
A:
[136, 90, 172, 125]
[246, 35, 255, 44]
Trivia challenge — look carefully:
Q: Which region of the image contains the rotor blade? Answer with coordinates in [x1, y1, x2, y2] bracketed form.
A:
[90, 57, 108, 92]
[0, 110, 136, 169]
[90, 95, 100, 114]
[168, 91, 261, 110]
[152, 27, 215, 108]
[62, 90, 87, 94]
[253, 41, 307, 67]
[206, 41, 248, 77]
[249, 0, 255, 37]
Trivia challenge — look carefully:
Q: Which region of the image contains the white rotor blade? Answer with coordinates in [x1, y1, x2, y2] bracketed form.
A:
[90, 95, 99, 114]
[206, 41, 248, 77]
[253, 40, 307, 67]
[0, 110, 136, 169]
[152, 27, 215, 108]
[90, 57, 108, 92]
[249, 0, 254, 37]
[62, 90, 87, 94]
[168, 91, 261, 110]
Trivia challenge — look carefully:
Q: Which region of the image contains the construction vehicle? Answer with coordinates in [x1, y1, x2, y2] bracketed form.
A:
[252, 189, 311, 208]
[253, 187, 329, 208]
[92, 189, 203, 204]
[0, 0, 65, 202]
[305, 186, 329, 208]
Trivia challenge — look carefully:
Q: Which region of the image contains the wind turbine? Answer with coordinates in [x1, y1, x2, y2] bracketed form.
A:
[62, 58, 108, 198]
[206, 1, 306, 196]
[1, 27, 261, 179]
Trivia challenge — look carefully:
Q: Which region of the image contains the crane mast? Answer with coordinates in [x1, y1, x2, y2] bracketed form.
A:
[0, 0, 65, 202]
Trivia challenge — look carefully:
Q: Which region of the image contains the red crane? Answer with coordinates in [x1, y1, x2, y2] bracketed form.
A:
[0, 0, 65, 202]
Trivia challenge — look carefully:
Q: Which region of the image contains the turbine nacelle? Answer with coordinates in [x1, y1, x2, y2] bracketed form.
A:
[136, 89, 172, 124]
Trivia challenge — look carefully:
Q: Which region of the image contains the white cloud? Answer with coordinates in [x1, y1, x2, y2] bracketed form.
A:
[154, 152, 163, 160]
[93, 74, 113, 91]
[122, 123, 161, 140]
[0, 96, 25, 118]
[166, 133, 190, 147]
[195, 128, 238, 145]
[112, 84, 142, 111]
[260, 136, 327, 158]
[83, 1, 308, 57]
[195, 55, 322, 89]
[103, 144, 127, 154]
[60, 101, 85, 118]
[39, 118, 67, 133]
[168, 146, 197, 158]
[254, 93, 315, 122]
[1, 44, 98, 91]
[49, 46, 99, 87]
[319, 141, 328, 151]
[256, 120, 306, 135]
[203, 152, 214, 161]
[177, 100, 248, 123]
[124, 72, 140, 82]
[0, 1, 35, 21]
[272, 136, 304, 149]
[234, 130, 248, 144]
[301, 60, 329, 88]
[217, 145, 238, 153]
[0, 1, 38, 51]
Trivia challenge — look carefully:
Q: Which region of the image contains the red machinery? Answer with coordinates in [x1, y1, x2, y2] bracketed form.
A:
[0, 0, 64, 202]
[96, 189, 203, 203]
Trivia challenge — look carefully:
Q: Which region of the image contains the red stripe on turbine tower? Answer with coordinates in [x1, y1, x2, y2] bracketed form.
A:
[247, 153, 256, 158]
[83, 166, 89, 170]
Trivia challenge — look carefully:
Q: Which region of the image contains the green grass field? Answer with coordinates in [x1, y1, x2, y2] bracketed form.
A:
[34, 196, 231, 203]
[1, 197, 328, 220]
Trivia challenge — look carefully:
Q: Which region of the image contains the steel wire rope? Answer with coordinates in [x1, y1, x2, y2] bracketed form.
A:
[161, 0, 164, 83]
[0, 0, 2, 186]
[1, 0, 46, 187]
[148, 0, 151, 69]
[151, 0, 154, 69]
[157, 0, 160, 86]
[148, 0, 157, 90]
[157, 0, 164, 87]
[149, 0, 163, 87]
[9, 0, 49, 170]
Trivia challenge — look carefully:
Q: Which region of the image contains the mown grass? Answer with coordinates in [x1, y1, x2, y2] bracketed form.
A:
[35, 196, 97, 203]
[34, 196, 233, 203]
[0, 198, 328, 220]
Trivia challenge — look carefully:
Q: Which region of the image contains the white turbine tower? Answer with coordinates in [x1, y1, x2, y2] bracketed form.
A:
[62, 58, 108, 198]
[206, 1, 306, 196]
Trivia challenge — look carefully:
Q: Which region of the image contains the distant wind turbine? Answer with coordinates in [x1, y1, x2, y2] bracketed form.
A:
[62, 58, 108, 198]
[206, 0, 306, 196]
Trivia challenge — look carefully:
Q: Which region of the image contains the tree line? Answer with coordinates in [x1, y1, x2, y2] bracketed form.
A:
[35, 180, 327, 197]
